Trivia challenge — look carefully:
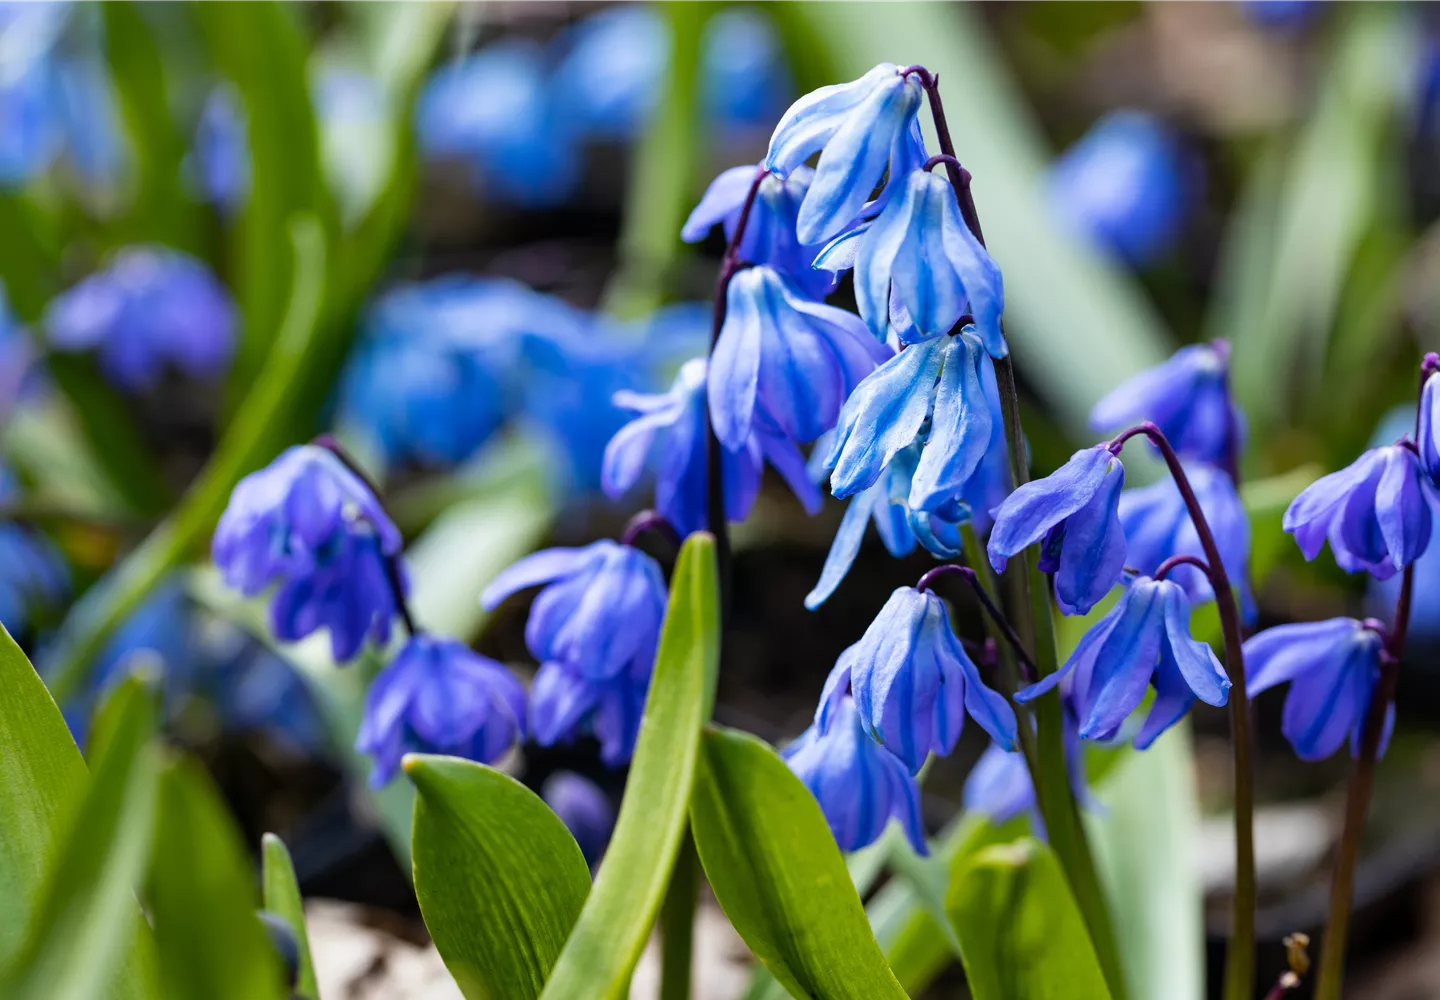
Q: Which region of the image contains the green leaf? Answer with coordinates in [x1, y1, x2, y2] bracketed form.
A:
[0, 675, 162, 1000]
[148, 757, 285, 1000]
[947, 839, 1112, 1000]
[691, 725, 909, 1000]
[1242, 465, 1320, 583]
[539, 532, 720, 1000]
[408, 756, 591, 999]
[44, 214, 328, 704]
[261, 834, 319, 1000]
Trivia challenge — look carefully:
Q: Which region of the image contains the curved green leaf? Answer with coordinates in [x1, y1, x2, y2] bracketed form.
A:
[261, 834, 319, 1000]
[691, 725, 909, 1000]
[947, 839, 1112, 1000]
[539, 532, 720, 1000]
[408, 756, 590, 999]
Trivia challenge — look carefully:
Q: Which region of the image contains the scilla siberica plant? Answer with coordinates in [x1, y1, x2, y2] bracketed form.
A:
[203, 60, 1433, 1000]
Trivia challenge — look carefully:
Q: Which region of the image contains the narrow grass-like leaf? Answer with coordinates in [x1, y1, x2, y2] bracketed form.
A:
[408, 756, 591, 999]
[538, 532, 720, 1000]
[261, 834, 319, 1000]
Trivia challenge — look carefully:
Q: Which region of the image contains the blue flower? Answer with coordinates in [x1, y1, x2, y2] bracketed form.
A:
[481, 540, 667, 683]
[213, 445, 405, 662]
[709, 265, 891, 450]
[1417, 371, 1440, 488]
[1119, 461, 1250, 608]
[1049, 111, 1192, 266]
[44, 246, 237, 392]
[603, 357, 822, 536]
[53, 56, 127, 193]
[827, 329, 996, 515]
[766, 63, 925, 245]
[815, 586, 1017, 771]
[964, 705, 1094, 831]
[192, 85, 249, 213]
[0, 468, 68, 638]
[1241, 0, 1323, 30]
[527, 658, 650, 767]
[1284, 444, 1433, 580]
[553, 5, 668, 141]
[1089, 341, 1244, 468]
[203, 639, 325, 755]
[542, 771, 615, 866]
[356, 635, 526, 786]
[682, 167, 837, 299]
[1016, 576, 1230, 747]
[0, 51, 60, 185]
[988, 445, 1127, 616]
[785, 694, 926, 855]
[1244, 618, 1388, 762]
[0, 287, 37, 423]
[700, 7, 792, 131]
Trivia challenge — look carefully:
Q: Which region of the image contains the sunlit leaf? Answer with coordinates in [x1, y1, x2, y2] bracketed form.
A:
[261, 834, 319, 1000]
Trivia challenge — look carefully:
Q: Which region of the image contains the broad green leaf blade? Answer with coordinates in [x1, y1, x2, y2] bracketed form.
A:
[0, 675, 161, 1000]
[1084, 724, 1203, 1000]
[947, 839, 1112, 1000]
[408, 756, 591, 999]
[149, 758, 285, 1000]
[44, 215, 327, 704]
[691, 725, 908, 1000]
[539, 532, 720, 1000]
[261, 834, 319, 1000]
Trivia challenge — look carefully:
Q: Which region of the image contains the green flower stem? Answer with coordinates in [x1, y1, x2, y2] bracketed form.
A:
[660, 829, 699, 1000]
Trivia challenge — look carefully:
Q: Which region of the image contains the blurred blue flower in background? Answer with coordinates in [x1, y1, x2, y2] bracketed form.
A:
[52, 54, 126, 192]
[542, 770, 615, 866]
[313, 65, 391, 223]
[1240, 0, 1323, 31]
[1049, 110, 1192, 267]
[700, 7, 792, 131]
[0, 466, 69, 640]
[0, 56, 59, 185]
[0, 286, 36, 422]
[192, 84, 249, 213]
[552, 5, 668, 141]
[45, 246, 237, 392]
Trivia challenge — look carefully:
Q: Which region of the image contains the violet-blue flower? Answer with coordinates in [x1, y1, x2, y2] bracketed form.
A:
[964, 704, 1094, 831]
[682, 167, 836, 299]
[481, 540, 667, 683]
[212, 445, 405, 662]
[603, 357, 821, 536]
[1089, 341, 1244, 468]
[827, 328, 995, 515]
[552, 5, 667, 141]
[1283, 444, 1433, 580]
[528, 659, 650, 768]
[1016, 576, 1230, 747]
[1417, 371, 1440, 488]
[709, 264, 890, 451]
[816, 586, 1017, 771]
[784, 693, 927, 855]
[192, 84, 249, 214]
[542, 771, 615, 866]
[1244, 618, 1389, 762]
[44, 246, 237, 392]
[765, 63, 925, 245]
[356, 635, 525, 786]
[0, 467, 68, 638]
[0, 50, 59, 185]
[699, 7, 792, 131]
[988, 445, 1127, 616]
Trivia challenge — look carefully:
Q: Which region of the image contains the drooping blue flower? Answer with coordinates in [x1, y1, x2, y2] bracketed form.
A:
[213, 445, 405, 662]
[766, 63, 926, 246]
[964, 703, 1094, 831]
[356, 634, 526, 786]
[44, 246, 237, 392]
[202, 638, 326, 755]
[709, 264, 891, 451]
[1244, 618, 1388, 762]
[988, 445, 1127, 616]
[527, 657, 650, 768]
[827, 328, 996, 515]
[1119, 461, 1251, 609]
[1049, 110, 1192, 266]
[682, 167, 837, 299]
[1016, 576, 1230, 747]
[1284, 444, 1433, 580]
[700, 7, 792, 131]
[815, 586, 1017, 772]
[481, 540, 667, 683]
[0, 467, 68, 638]
[53, 56, 127, 193]
[1417, 371, 1440, 488]
[542, 770, 615, 866]
[192, 84, 249, 213]
[785, 693, 926, 854]
[1089, 341, 1244, 468]
[603, 356, 822, 536]
[553, 5, 669, 141]
[0, 52, 60, 185]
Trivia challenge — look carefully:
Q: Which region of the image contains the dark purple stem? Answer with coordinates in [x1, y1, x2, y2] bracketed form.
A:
[1110, 421, 1255, 998]
[1154, 553, 1211, 582]
[916, 563, 1038, 683]
[620, 509, 682, 552]
[921, 153, 968, 180]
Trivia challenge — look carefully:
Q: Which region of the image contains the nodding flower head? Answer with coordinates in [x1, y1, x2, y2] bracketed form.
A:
[709, 265, 892, 451]
[1090, 342, 1243, 469]
[355, 635, 525, 786]
[601, 357, 821, 536]
[1416, 369, 1440, 488]
[682, 167, 837, 300]
[784, 693, 927, 855]
[765, 63, 925, 246]
[1283, 444, 1433, 580]
[528, 658, 651, 767]
[0, 465, 69, 639]
[815, 586, 1017, 772]
[1017, 576, 1230, 748]
[213, 445, 404, 662]
[964, 705, 1093, 831]
[542, 771, 615, 866]
[1244, 618, 1388, 762]
[988, 445, 1127, 616]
